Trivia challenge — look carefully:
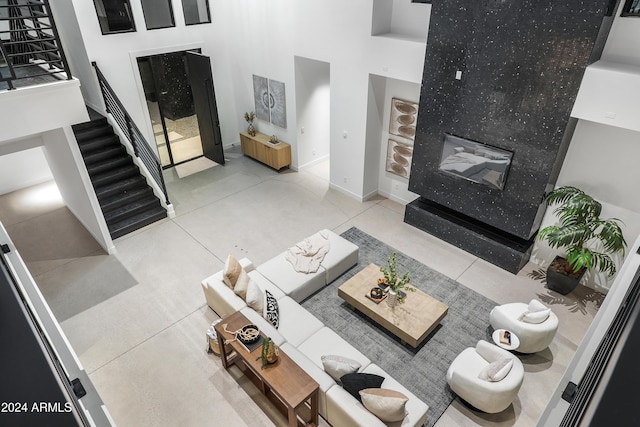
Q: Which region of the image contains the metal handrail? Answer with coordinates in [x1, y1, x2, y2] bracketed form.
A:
[0, 0, 71, 90]
[91, 61, 170, 205]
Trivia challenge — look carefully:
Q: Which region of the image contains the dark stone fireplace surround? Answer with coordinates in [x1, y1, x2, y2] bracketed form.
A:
[404, 0, 617, 273]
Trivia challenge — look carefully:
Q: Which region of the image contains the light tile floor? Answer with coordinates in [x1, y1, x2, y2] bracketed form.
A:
[0, 147, 602, 427]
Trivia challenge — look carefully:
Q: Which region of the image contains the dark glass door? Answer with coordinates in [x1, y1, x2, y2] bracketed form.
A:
[138, 51, 207, 168]
[186, 51, 224, 165]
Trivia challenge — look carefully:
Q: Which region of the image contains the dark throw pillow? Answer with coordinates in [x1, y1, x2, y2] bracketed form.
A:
[340, 372, 385, 401]
[264, 290, 279, 329]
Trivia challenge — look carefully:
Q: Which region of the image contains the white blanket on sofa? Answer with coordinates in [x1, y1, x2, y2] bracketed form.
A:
[285, 230, 330, 274]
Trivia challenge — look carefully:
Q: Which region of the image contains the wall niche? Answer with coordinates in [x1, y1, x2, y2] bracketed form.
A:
[405, 0, 616, 273]
[371, 0, 431, 43]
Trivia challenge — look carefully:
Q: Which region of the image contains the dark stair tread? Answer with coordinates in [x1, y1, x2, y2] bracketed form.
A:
[83, 146, 127, 165]
[72, 112, 167, 240]
[87, 156, 134, 176]
[108, 207, 167, 239]
[74, 124, 114, 142]
[95, 175, 147, 200]
[78, 134, 121, 154]
[104, 196, 161, 224]
[72, 117, 107, 132]
[91, 165, 140, 188]
[101, 187, 155, 213]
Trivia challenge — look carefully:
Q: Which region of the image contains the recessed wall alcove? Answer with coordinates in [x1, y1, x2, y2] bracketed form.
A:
[371, 0, 431, 43]
[404, 0, 617, 273]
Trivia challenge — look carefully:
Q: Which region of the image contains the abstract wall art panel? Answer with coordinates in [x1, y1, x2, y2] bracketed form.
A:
[389, 98, 418, 140]
[386, 139, 413, 178]
[268, 79, 287, 128]
[253, 74, 270, 122]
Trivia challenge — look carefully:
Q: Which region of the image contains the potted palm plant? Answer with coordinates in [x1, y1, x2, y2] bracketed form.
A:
[538, 186, 626, 295]
[379, 253, 416, 306]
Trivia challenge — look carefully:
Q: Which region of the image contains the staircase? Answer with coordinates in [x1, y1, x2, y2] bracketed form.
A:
[72, 115, 167, 239]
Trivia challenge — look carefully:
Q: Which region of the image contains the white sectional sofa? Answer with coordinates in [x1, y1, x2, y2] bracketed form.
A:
[201, 229, 429, 427]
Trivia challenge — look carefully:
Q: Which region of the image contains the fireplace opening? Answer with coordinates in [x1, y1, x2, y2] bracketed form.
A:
[438, 133, 514, 191]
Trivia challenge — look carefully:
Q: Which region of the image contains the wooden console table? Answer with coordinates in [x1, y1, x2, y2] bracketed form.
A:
[215, 311, 319, 427]
[240, 131, 292, 171]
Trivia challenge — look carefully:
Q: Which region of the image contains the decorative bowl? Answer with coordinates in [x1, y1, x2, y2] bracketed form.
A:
[236, 324, 260, 345]
[370, 287, 383, 299]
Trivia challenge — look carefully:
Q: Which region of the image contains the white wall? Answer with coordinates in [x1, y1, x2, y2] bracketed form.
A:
[375, 77, 421, 205]
[294, 57, 330, 169]
[601, 2, 640, 65]
[67, 0, 427, 193]
[48, 0, 104, 113]
[42, 128, 114, 254]
[0, 146, 53, 195]
[0, 80, 88, 142]
[68, 0, 242, 154]
[293, 0, 427, 199]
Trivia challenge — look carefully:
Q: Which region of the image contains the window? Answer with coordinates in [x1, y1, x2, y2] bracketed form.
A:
[181, 0, 211, 25]
[93, 0, 136, 34]
[141, 0, 175, 30]
[621, 0, 640, 16]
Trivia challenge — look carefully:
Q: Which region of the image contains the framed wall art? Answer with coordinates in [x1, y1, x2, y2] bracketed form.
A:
[389, 98, 418, 140]
[252, 75, 287, 128]
[386, 139, 413, 178]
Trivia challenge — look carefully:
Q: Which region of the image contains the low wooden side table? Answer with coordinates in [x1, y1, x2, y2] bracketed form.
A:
[215, 311, 319, 427]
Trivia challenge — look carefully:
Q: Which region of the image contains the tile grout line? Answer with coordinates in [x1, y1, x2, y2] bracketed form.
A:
[86, 304, 208, 376]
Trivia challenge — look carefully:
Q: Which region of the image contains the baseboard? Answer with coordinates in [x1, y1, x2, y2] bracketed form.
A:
[329, 182, 365, 202]
[298, 154, 329, 170]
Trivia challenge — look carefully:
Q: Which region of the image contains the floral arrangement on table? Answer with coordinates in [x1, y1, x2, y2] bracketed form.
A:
[244, 111, 256, 136]
[379, 252, 415, 304]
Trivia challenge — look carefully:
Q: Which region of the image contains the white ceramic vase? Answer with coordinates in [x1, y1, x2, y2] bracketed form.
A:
[386, 289, 398, 308]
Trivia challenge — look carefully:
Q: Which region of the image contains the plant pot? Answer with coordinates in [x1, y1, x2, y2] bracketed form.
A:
[546, 256, 586, 295]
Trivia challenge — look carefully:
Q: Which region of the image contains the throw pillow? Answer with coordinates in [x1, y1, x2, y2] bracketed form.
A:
[360, 388, 408, 422]
[245, 279, 264, 313]
[321, 355, 361, 383]
[233, 268, 250, 300]
[340, 373, 384, 401]
[519, 308, 551, 324]
[223, 254, 242, 289]
[263, 290, 279, 329]
[478, 357, 514, 382]
[528, 299, 548, 312]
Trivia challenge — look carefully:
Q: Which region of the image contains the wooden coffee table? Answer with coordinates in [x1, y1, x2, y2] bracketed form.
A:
[215, 311, 319, 427]
[338, 263, 448, 348]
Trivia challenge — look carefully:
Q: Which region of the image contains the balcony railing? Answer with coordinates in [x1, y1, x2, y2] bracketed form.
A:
[0, 0, 71, 90]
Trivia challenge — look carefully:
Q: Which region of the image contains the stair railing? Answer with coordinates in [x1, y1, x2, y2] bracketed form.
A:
[0, 0, 72, 90]
[91, 61, 170, 205]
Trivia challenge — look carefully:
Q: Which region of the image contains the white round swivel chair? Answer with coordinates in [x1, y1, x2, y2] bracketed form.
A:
[489, 300, 559, 354]
[446, 340, 525, 413]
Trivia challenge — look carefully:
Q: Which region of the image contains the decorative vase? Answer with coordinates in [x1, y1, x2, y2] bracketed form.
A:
[386, 289, 398, 308]
[247, 123, 256, 137]
[266, 341, 279, 364]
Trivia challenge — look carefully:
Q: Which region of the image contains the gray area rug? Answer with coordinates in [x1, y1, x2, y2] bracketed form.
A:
[301, 227, 496, 427]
